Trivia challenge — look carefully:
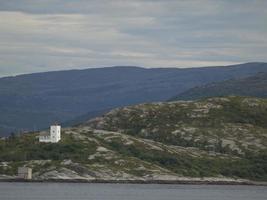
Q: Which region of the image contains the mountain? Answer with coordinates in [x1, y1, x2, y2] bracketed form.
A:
[87, 96, 267, 156]
[171, 72, 267, 101]
[0, 96, 266, 183]
[0, 62, 267, 136]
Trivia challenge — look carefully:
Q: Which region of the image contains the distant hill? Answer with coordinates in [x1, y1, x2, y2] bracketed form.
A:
[87, 96, 267, 156]
[0, 62, 267, 136]
[171, 72, 267, 101]
[1, 96, 266, 182]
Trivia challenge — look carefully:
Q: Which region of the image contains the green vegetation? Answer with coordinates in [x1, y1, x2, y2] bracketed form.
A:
[104, 137, 267, 181]
[87, 96, 267, 181]
[0, 131, 98, 175]
[0, 133, 96, 162]
[0, 96, 267, 181]
[90, 96, 267, 154]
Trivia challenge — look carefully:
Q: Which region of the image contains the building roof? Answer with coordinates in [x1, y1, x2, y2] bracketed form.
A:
[39, 131, 50, 136]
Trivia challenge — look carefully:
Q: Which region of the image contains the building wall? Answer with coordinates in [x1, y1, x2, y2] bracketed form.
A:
[39, 135, 51, 142]
[50, 125, 61, 143]
[18, 167, 32, 179]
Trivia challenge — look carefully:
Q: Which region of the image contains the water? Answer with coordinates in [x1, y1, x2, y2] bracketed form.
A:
[0, 182, 266, 200]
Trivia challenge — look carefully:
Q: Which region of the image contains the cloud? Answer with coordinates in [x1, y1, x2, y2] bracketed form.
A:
[0, 0, 266, 76]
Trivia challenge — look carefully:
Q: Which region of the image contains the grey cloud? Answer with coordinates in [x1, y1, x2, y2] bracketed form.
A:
[0, 0, 266, 76]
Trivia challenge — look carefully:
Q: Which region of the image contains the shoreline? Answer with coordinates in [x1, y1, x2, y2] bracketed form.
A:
[1, 179, 267, 186]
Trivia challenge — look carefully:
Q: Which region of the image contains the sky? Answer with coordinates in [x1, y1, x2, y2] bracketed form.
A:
[0, 0, 266, 77]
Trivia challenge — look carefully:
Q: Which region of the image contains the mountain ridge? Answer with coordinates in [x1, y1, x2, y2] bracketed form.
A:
[0, 62, 267, 136]
[171, 72, 267, 101]
[2, 62, 265, 79]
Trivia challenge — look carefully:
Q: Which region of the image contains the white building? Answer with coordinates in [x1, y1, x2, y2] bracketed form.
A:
[39, 125, 61, 143]
[18, 167, 32, 179]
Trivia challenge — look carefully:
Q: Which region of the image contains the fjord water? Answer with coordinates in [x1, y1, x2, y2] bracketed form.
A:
[0, 183, 266, 200]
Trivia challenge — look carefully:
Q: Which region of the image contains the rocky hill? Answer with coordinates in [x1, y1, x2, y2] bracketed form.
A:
[171, 72, 267, 101]
[0, 96, 266, 183]
[1, 62, 267, 136]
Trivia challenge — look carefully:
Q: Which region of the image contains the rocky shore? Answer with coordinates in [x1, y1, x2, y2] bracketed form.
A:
[1, 175, 266, 186]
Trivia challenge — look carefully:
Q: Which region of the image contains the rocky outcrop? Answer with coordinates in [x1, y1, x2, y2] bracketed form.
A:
[0, 97, 267, 183]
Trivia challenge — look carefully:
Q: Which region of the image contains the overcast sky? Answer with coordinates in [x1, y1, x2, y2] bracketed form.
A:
[0, 0, 266, 77]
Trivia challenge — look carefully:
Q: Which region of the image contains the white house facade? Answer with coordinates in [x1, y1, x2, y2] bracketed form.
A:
[39, 125, 61, 143]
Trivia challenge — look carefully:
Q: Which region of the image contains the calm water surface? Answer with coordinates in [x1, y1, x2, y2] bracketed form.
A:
[0, 182, 266, 200]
